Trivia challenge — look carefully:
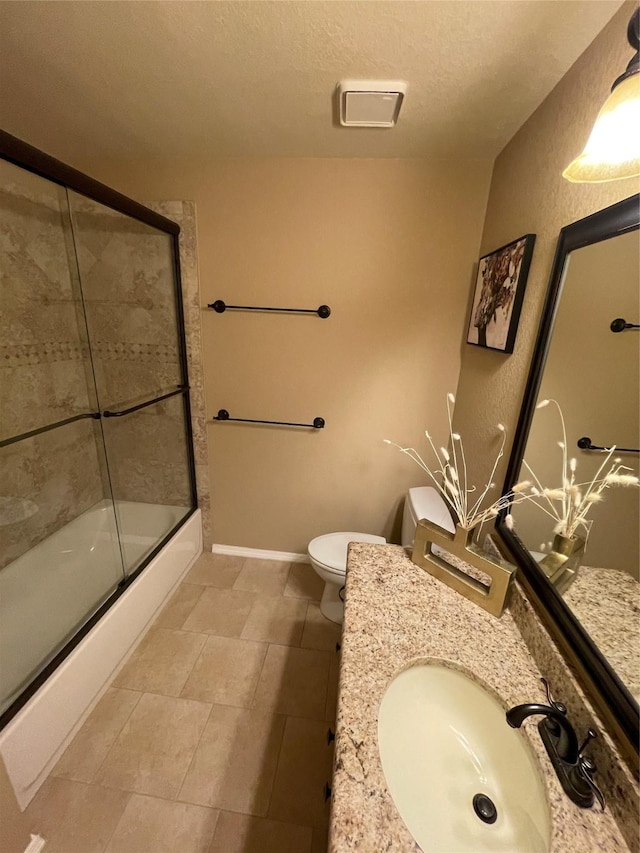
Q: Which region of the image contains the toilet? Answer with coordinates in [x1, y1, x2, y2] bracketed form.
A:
[308, 486, 454, 624]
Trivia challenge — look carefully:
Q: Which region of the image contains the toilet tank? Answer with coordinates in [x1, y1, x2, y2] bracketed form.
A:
[401, 487, 455, 548]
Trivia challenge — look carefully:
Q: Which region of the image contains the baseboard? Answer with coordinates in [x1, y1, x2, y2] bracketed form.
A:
[211, 543, 307, 563]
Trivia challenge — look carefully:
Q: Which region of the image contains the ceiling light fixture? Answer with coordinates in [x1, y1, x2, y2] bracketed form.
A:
[337, 80, 407, 128]
[563, 8, 640, 183]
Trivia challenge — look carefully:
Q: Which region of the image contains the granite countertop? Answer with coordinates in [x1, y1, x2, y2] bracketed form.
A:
[330, 543, 629, 853]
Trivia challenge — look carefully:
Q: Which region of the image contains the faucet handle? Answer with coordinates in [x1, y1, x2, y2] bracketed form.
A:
[577, 756, 606, 811]
[540, 677, 567, 714]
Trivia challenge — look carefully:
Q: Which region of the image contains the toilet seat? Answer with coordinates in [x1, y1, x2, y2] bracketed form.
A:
[308, 531, 386, 574]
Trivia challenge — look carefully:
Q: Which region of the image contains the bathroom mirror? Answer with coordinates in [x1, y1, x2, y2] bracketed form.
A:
[496, 194, 640, 755]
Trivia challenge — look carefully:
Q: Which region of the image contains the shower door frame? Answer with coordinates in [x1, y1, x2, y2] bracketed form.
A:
[0, 129, 198, 729]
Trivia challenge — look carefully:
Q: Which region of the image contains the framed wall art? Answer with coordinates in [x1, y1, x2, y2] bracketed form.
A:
[466, 234, 536, 353]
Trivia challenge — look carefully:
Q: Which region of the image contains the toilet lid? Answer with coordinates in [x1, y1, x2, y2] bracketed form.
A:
[308, 531, 386, 573]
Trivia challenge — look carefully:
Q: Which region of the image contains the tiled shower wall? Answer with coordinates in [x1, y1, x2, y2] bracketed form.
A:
[0, 176, 106, 568]
[149, 201, 212, 549]
[1, 166, 211, 567]
[70, 197, 192, 509]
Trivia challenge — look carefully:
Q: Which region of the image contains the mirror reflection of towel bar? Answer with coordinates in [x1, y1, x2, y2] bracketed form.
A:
[577, 436, 639, 453]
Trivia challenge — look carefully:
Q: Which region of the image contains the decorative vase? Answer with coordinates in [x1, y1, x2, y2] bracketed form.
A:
[411, 520, 516, 618]
[538, 533, 585, 595]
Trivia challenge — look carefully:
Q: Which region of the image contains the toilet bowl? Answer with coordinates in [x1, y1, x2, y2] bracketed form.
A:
[308, 487, 454, 624]
[308, 532, 386, 624]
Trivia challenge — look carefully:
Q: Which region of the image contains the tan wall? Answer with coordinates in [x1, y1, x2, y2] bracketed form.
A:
[69, 158, 492, 551]
[452, 1, 640, 504]
[513, 231, 639, 576]
[0, 755, 29, 853]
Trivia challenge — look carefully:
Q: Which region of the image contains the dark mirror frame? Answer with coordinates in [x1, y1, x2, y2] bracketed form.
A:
[496, 193, 640, 759]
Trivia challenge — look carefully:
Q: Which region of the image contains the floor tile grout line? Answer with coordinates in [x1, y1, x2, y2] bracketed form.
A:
[247, 639, 271, 709]
[174, 582, 206, 630]
[214, 807, 315, 832]
[173, 698, 216, 804]
[238, 588, 268, 642]
[100, 787, 133, 853]
[171, 629, 211, 698]
[264, 712, 292, 819]
[85, 689, 144, 785]
[150, 624, 214, 638]
[297, 599, 311, 649]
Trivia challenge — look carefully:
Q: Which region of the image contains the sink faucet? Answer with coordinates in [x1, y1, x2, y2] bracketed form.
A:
[505, 679, 605, 811]
[506, 703, 579, 763]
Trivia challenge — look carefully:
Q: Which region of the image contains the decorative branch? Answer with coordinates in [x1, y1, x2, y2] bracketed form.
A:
[385, 393, 529, 531]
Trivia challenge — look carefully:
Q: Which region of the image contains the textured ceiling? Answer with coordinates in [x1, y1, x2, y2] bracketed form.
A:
[0, 1, 625, 161]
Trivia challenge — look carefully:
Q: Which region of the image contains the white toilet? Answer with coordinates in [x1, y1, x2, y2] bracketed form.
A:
[308, 486, 454, 624]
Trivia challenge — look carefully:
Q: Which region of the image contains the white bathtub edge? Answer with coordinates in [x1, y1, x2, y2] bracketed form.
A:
[0, 509, 202, 810]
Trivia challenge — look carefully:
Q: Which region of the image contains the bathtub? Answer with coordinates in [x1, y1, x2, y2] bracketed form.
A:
[1, 499, 189, 713]
[0, 500, 201, 808]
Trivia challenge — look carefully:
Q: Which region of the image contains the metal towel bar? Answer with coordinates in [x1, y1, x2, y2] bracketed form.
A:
[610, 317, 640, 332]
[208, 300, 331, 318]
[213, 409, 325, 429]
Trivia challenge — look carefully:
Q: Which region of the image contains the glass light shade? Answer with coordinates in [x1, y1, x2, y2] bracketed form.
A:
[563, 73, 640, 183]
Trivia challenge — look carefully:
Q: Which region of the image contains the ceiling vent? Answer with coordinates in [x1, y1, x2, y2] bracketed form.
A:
[337, 80, 408, 128]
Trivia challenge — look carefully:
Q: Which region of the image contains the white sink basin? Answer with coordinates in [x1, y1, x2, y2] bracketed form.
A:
[378, 664, 550, 853]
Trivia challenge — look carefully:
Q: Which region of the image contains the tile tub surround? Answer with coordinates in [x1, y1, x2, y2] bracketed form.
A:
[331, 544, 630, 853]
[149, 201, 212, 550]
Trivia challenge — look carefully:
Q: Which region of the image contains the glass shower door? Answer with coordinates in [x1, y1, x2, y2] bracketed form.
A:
[0, 162, 125, 717]
[68, 193, 195, 575]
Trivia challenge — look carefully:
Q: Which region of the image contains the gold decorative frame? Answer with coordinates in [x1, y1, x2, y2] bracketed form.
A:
[412, 520, 515, 618]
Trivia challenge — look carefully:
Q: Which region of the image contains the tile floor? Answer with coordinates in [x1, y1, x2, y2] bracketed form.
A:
[26, 553, 342, 853]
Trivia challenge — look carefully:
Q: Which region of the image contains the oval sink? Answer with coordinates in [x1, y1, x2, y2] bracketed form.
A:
[378, 664, 550, 853]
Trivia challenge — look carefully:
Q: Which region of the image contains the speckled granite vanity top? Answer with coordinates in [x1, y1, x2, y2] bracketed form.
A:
[330, 543, 629, 853]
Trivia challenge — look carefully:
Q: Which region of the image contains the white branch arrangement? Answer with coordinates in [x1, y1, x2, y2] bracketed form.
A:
[384, 393, 530, 531]
[507, 398, 640, 544]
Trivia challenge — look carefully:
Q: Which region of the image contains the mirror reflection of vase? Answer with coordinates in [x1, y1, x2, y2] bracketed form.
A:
[538, 533, 585, 595]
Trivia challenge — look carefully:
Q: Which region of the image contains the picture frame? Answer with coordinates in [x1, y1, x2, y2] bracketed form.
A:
[466, 234, 536, 353]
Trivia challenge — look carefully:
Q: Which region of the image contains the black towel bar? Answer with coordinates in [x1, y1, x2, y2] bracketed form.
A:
[610, 318, 640, 332]
[213, 409, 325, 429]
[208, 300, 331, 318]
[577, 436, 639, 453]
